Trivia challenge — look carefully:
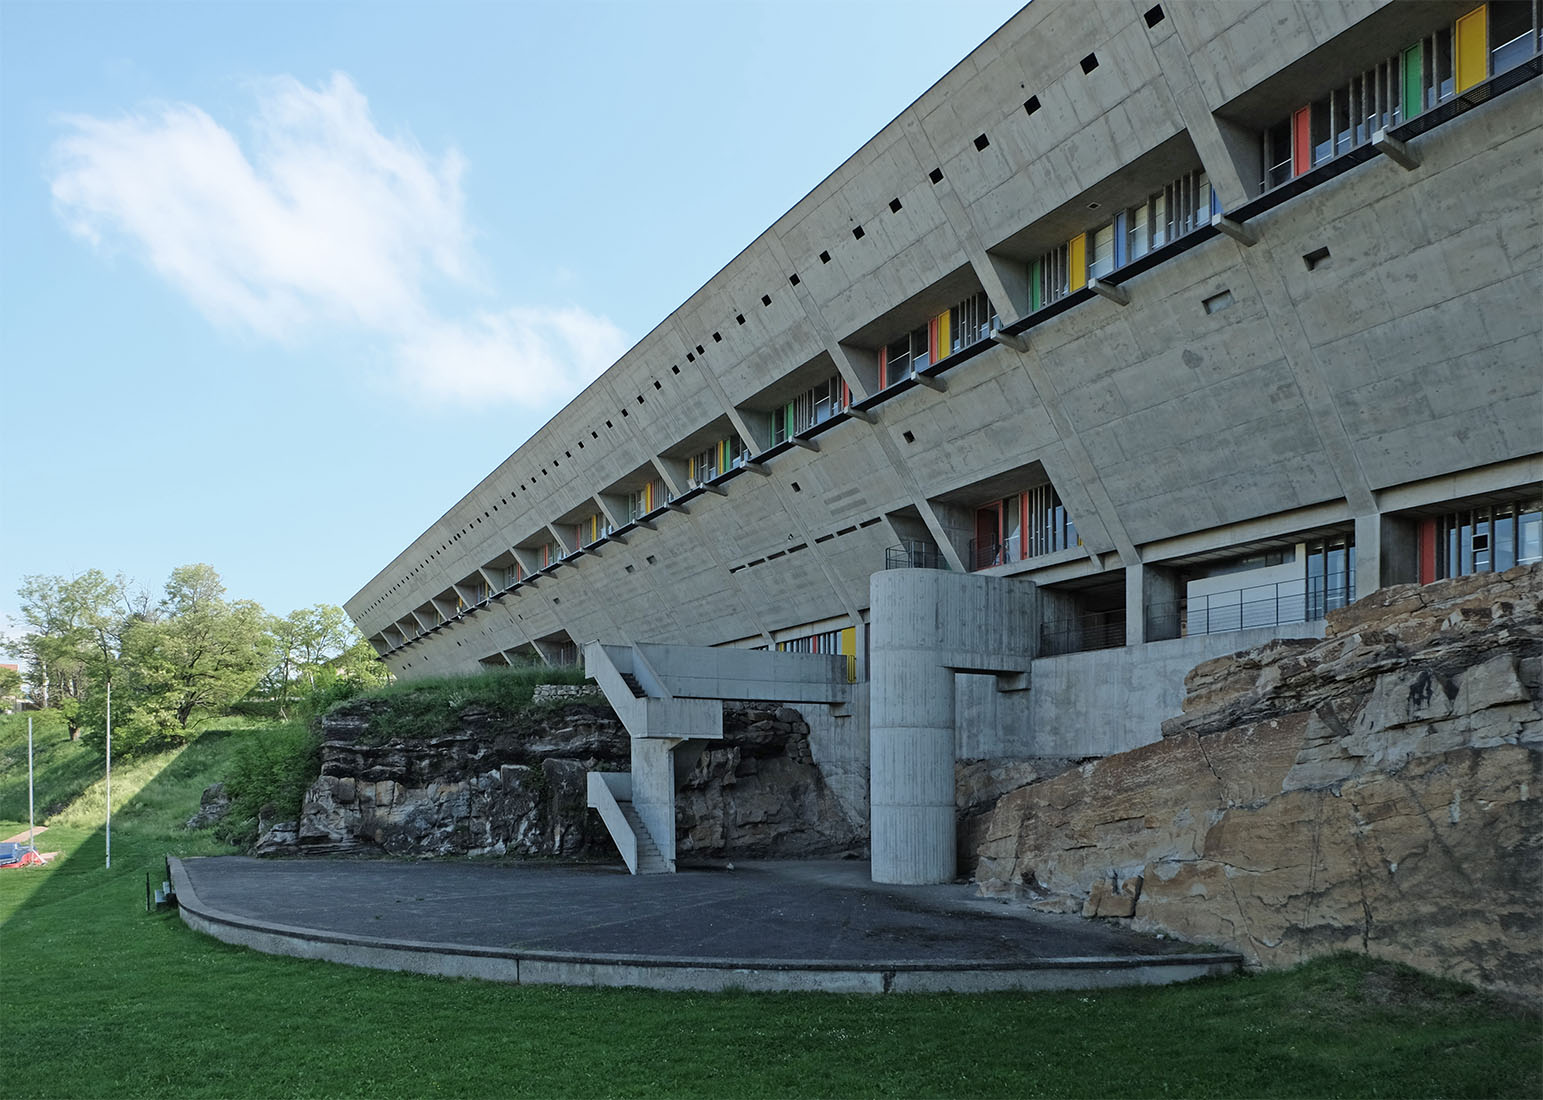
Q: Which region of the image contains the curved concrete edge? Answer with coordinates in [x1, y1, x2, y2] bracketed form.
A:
[168, 857, 1242, 994]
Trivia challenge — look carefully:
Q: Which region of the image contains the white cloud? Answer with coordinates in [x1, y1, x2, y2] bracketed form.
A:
[399, 308, 630, 405]
[48, 73, 625, 410]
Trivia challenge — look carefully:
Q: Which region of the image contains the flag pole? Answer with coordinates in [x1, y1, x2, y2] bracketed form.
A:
[27, 715, 35, 851]
[105, 681, 112, 870]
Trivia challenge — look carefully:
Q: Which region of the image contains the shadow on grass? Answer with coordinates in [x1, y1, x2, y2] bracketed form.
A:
[3, 734, 1540, 1100]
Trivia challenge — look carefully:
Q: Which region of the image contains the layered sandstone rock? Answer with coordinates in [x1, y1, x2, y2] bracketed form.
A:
[975, 564, 1542, 1001]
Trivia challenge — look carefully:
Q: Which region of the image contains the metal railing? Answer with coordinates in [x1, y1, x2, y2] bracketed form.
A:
[968, 536, 1021, 571]
[885, 540, 946, 570]
[1040, 610, 1126, 657]
[1174, 580, 1352, 637]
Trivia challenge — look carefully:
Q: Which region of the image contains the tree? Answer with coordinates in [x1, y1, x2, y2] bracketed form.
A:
[88, 565, 272, 755]
[0, 664, 22, 707]
[260, 604, 381, 718]
[11, 570, 136, 737]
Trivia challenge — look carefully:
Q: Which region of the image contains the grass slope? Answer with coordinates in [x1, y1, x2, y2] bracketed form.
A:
[1, 718, 1538, 1099]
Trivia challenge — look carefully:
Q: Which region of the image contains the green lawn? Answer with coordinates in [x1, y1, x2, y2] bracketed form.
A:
[1, 719, 1538, 1099]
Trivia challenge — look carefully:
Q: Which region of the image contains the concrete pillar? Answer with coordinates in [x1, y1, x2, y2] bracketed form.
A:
[869, 570, 1038, 884]
[1127, 563, 1183, 645]
[1356, 512, 1420, 599]
[630, 739, 676, 872]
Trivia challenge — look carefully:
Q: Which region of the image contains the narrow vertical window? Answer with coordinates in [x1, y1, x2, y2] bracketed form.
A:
[1455, 5, 1489, 92]
[1491, 0, 1539, 72]
[1068, 233, 1088, 292]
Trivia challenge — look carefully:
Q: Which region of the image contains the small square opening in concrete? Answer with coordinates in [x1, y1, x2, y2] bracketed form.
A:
[762, 294, 773, 306]
[712, 332, 721, 343]
[671, 365, 680, 374]
[653, 380, 662, 389]
[1144, 4, 1165, 26]
[889, 197, 902, 213]
[791, 482, 801, 492]
[929, 167, 944, 184]
[789, 273, 800, 286]
[1024, 95, 1041, 115]
[903, 430, 916, 443]
[973, 133, 990, 150]
[1081, 53, 1099, 73]
[820, 250, 831, 264]
[1303, 246, 1331, 271]
[736, 314, 745, 325]
[687, 352, 695, 362]
[852, 225, 865, 240]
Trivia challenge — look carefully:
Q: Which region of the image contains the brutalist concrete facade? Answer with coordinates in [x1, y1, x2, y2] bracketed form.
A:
[347, 1, 1543, 880]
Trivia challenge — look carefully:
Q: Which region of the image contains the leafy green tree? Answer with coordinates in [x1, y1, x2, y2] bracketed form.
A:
[10, 570, 135, 737]
[0, 664, 22, 707]
[82, 565, 272, 756]
[261, 604, 353, 718]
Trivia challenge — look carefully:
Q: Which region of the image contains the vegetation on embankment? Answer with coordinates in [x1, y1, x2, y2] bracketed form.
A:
[324, 664, 590, 742]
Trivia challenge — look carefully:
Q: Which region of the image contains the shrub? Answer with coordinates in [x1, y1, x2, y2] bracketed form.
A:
[215, 723, 321, 847]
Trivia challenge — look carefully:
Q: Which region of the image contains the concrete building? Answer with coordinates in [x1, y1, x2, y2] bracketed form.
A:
[346, 1, 1543, 882]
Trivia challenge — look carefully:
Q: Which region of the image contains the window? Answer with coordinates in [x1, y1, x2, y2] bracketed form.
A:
[1493, 1, 1540, 72]
[971, 483, 1077, 570]
[1305, 538, 1355, 619]
[1262, 4, 1540, 190]
[772, 374, 848, 443]
[1427, 499, 1543, 580]
[1030, 169, 1213, 309]
[625, 479, 663, 522]
[687, 434, 745, 485]
[877, 291, 996, 388]
[775, 626, 858, 681]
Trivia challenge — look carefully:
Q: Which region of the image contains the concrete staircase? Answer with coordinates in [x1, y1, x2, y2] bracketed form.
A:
[617, 800, 669, 874]
[619, 672, 647, 698]
[586, 771, 672, 874]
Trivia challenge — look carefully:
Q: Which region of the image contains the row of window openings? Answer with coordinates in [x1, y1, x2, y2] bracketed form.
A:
[1262, 2, 1541, 189]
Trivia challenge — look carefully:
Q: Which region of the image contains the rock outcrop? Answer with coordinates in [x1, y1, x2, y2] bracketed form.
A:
[256, 699, 861, 862]
[975, 565, 1542, 1002]
[675, 705, 864, 858]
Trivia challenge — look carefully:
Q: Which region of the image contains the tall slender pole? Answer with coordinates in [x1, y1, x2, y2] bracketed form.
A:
[27, 715, 35, 851]
[105, 681, 112, 870]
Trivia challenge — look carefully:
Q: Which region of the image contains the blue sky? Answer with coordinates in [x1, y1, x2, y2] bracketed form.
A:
[0, 0, 1024, 636]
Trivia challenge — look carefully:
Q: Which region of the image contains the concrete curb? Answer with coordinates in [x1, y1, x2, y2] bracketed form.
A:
[168, 857, 1242, 993]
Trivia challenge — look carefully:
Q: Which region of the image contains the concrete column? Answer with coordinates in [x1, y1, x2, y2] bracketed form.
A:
[1355, 512, 1420, 600]
[869, 570, 1037, 884]
[1126, 563, 1183, 645]
[630, 739, 676, 872]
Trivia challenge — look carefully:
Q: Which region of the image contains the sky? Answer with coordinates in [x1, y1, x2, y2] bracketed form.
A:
[0, 0, 1025, 641]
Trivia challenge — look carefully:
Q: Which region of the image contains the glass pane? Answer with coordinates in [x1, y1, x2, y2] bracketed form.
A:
[1520, 510, 1542, 564]
[1495, 513, 1517, 571]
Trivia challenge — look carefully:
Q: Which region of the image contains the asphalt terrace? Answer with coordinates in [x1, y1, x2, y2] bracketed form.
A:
[178, 855, 1204, 966]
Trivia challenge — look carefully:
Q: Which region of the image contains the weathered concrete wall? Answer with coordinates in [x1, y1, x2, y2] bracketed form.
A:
[975, 566, 1543, 1002]
[1027, 620, 1326, 757]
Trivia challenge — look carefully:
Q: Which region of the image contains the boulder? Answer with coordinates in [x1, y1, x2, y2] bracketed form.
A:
[185, 782, 231, 829]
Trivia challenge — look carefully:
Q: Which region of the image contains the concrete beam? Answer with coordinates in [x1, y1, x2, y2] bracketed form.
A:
[1372, 128, 1420, 170]
[991, 329, 1030, 354]
[1211, 213, 1258, 247]
[1088, 279, 1130, 306]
